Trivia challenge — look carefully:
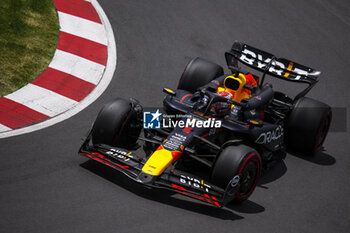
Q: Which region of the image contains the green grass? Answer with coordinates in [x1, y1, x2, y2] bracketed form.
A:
[0, 0, 59, 97]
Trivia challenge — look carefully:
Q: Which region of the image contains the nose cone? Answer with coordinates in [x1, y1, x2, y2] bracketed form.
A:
[142, 145, 177, 176]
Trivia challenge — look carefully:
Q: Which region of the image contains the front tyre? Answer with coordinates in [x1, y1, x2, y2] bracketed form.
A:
[211, 145, 261, 202]
[91, 98, 142, 148]
[178, 57, 224, 92]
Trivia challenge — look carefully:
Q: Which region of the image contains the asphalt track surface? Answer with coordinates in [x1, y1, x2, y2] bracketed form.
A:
[1, 0, 349, 232]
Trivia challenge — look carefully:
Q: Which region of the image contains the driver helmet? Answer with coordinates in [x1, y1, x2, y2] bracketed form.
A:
[210, 91, 232, 116]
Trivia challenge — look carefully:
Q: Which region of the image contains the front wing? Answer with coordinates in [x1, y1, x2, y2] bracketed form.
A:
[79, 136, 240, 208]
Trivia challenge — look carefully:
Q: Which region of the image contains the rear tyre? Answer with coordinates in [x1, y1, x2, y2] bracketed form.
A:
[91, 98, 142, 148]
[178, 57, 224, 92]
[285, 97, 332, 155]
[211, 145, 261, 202]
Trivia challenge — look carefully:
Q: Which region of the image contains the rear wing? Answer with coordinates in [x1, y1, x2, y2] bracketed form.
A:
[225, 41, 321, 85]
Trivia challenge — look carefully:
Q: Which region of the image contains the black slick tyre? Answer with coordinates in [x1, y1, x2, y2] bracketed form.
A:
[211, 144, 261, 202]
[285, 97, 332, 155]
[178, 57, 224, 92]
[91, 98, 141, 148]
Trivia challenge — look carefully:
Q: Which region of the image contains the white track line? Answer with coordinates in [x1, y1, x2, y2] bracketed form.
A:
[5, 84, 77, 117]
[0, 124, 11, 131]
[49, 49, 105, 85]
[58, 11, 107, 45]
[0, 0, 117, 138]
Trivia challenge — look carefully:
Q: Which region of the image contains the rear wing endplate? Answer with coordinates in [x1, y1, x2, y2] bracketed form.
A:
[225, 41, 321, 85]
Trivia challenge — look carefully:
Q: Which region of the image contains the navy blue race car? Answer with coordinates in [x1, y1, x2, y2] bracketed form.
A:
[79, 41, 332, 207]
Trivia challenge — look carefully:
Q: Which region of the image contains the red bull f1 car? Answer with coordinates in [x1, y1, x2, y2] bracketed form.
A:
[79, 41, 332, 207]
